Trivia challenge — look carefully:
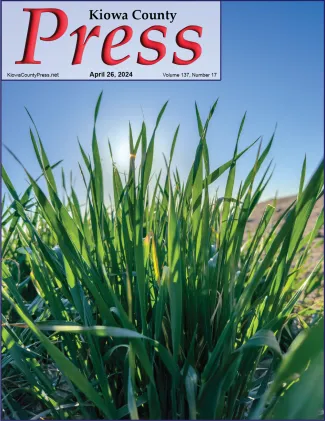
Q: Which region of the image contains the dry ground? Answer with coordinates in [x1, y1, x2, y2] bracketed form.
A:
[246, 195, 324, 269]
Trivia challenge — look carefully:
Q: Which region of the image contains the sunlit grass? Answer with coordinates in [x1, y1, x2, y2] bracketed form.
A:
[1, 93, 324, 420]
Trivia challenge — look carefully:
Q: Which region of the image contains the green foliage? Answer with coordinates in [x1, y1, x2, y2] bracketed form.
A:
[1, 93, 324, 420]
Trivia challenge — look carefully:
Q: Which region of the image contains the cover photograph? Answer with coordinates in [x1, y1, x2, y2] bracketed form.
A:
[1, 0, 324, 419]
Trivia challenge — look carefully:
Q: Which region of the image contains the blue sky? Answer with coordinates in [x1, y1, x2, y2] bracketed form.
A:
[2, 1, 324, 202]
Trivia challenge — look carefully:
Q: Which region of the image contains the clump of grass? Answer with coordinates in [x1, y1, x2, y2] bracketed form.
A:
[2, 93, 324, 420]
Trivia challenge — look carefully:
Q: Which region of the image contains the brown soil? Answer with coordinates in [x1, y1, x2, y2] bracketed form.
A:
[246, 195, 324, 277]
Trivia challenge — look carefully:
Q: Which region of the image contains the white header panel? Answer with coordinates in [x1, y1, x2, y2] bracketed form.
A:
[2, 1, 221, 80]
